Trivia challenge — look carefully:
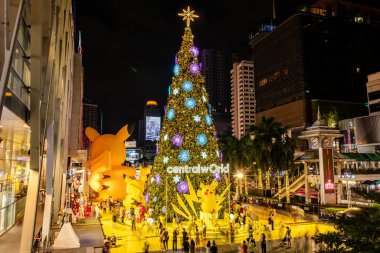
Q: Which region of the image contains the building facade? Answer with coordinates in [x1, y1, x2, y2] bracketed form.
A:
[366, 71, 380, 115]
[230, 60, 255, 139]
[201, 49, 231, 135]
[82, 102, 102, 149]
[0, 0, 77, 251]
[250, 6, 380, 128]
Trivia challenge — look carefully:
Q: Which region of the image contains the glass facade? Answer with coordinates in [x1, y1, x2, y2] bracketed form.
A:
[0, 127, 30, 235]
[7, 3, 31, 110]
[0, 0, 31, 235]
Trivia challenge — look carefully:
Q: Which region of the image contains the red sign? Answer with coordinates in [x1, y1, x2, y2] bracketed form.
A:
[323, 149, 334, 193]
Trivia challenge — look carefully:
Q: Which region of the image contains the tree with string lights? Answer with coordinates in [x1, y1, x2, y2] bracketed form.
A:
[148, 7, 228, 220]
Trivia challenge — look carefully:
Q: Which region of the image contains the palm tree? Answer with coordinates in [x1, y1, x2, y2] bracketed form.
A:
[248, 116, 281, 191]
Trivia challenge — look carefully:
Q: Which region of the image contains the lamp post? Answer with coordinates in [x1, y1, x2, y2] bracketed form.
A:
[338, 174, 356, 208]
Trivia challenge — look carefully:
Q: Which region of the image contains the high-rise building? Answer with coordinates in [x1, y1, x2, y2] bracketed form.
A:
[250, 2, 380, 128]
[366, 71, 380, 115]
[137, 100, 161, 161]
[230, 60, 255, 139]
[201, 49, 231, 134]
[82, 101, 102, 149]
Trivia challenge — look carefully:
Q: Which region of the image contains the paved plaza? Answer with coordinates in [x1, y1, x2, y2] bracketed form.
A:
[100, 205, 335, 253]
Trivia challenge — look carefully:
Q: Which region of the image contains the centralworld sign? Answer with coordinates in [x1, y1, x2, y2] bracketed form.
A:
[166, 164, 230, 174]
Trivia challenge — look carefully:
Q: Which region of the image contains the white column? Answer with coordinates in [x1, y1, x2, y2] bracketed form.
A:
[304, 163, 311, 204]
[318, 147, 326, 204]
[41, 123, 54, 244]
[336, 163, 342, 204]
[20, 0, 42, 251]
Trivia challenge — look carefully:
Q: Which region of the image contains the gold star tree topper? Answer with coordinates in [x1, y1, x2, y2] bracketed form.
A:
[178, 6, 199, 27]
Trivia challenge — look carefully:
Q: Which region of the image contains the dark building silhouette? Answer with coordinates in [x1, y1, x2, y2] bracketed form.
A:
[82, 100, 103, 149]
[201, 49, 231, 134]
[250, 2, 380, 128]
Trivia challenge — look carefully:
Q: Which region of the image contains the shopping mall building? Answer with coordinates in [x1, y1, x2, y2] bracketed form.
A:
[0, 0, 84, 251]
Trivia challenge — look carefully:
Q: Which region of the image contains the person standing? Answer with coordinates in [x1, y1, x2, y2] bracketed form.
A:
[248, 240, 255, 253]
[190, 239, 195, 253]
[183, 238, 190, 253]
[195, 228, 200, 248]
[210, 240, 218, 253]
[202, 222, 207, 239]
[205, 241, 211, 253]
[95, 205, 100, 219]
[260, 233, 266, 253]
[131, 212, 136, 231]
[182, 228, 188, 251]
[172, 228, 178, 251]
[162, 228, 169, 251]
[241, 240, 248, 253]
[285, 226, 292, 247]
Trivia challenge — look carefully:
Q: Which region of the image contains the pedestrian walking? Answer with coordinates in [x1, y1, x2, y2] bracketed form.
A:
[144, 241, 149, 253]
[182, 228, 188, 250]
[95, 205, 100, 219]
[202, 222, 207, 239]
[162, 228, 169, 251]
[260, 233, 266, 253]
[131, 212, 136, 231]
[241, 240, 248, 253]
[172, 228, 178, 251]
[195, 228, 200, 248]
[248, 239, 255, 253]
[210, 240, 218, 253]
[286, 226, 292, 247]
[205, 241, 211, 253]
[183, 238, 190, 253]
[190, 239, 195, 253]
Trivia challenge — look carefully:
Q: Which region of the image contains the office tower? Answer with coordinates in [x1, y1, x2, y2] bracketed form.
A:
[230, 60, 255, 139]
[250, 2, 380, 128]
[201, 49, 231, 134]
[137, 100, 161, 161]
[82, 101, 103, 149]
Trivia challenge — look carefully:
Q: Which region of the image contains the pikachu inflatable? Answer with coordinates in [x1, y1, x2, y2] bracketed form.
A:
[85, 124, 136, 201]
[197, 181, 219, 213]
[123, 166, 151, 210]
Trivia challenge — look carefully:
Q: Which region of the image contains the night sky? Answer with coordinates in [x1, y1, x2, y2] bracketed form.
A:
[76, 0, 309, 134]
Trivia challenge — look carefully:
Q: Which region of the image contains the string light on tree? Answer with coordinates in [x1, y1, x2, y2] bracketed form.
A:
[149, 6, 227, 220]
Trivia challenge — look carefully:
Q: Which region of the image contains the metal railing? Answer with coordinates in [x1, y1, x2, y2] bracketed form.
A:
[0, 196, 26, 236]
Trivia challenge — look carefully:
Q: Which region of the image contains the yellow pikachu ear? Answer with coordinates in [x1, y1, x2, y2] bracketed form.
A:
[116, 124, 134, 141]
[85, 127, 100, 141]
[211, 180, 218, 188]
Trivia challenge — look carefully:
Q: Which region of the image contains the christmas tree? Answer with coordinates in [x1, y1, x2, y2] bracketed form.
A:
[148, 7, 228, 220]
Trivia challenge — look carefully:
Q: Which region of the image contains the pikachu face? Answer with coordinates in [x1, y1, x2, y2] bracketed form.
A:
[197, 181, 219, 213]
[85, 124, 134, 166]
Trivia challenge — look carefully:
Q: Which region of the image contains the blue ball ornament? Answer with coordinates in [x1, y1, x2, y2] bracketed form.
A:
[196, 134, 207, 146]
[185, 98, 196, 109]
[178, 150, 190, 162]
[167, 109, 175, 120]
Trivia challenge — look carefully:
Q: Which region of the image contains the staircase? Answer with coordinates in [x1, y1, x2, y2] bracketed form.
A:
[273, 174, 306, 199]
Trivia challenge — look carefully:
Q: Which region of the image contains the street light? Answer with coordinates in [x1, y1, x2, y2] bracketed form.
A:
[338, 173, 356, 208]
[236, 172, 244, 179]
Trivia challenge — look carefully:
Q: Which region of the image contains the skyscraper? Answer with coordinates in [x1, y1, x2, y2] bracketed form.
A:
[201, 49, 231, 134]
[82, 101, 103, 149]
[230, 60, 255, 139]
[250, 2, 380, 128]
[137, 100, 162, 160]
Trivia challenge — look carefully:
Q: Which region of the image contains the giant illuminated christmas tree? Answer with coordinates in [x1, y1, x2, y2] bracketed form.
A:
[148, 7, 229, 221]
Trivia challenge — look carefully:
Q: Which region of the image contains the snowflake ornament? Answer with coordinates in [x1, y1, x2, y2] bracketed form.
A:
[162, 206, 167, 213]
[163, 156, 169, 164]
[216, 150, 220, 157]
[173, 175, 181, 184]
[202, 95, 207, 102]
[193, 115, 201, 122]
[164, 134, 168, 141]
[150, 177, 155, 183]
[173, 88, 180, 95]
[201, 151, 207, 159]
